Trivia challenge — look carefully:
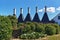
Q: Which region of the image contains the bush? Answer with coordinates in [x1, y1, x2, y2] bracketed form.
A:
[0, 16, 12, 40]
[45, 23, 60, 34]
[8, 15, 17, 29]
[34, 23, 45, 33]
[45, 26, 56, 35]
[17, 23, 24, 29]
[30, 23, 36, 31]
[18, 22, 60, 38]
[22, 24, 31, 33]
[20, 32, 40, 39]
[52, 24, 59, 34]
[20, 32, 46, 39]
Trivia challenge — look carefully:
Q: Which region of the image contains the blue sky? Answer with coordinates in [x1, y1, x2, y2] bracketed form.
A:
[0, 0, 60, 20]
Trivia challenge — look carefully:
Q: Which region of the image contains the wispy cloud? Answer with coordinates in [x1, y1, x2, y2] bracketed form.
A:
[56, 7, 60, 11]
[38, 9, 43, 12]
[38, 7, 60, 13]
[47, 7, 55, 13]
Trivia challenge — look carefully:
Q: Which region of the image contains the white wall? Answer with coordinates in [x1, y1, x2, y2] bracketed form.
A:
[53, 13, 60, 25]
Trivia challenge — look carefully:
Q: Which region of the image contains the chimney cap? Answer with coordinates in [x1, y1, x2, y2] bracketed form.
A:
[45, 6, 47, 12]
[13, 8, 16, 16]
[28, 7, 30, 13]
[20, 8, 23, 14]
[36, 6, 38, 13]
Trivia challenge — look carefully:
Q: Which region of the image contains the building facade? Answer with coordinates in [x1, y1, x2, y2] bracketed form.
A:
[52, 13, 60, 25]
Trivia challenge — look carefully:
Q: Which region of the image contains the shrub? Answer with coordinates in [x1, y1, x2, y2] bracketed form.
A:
[20, 32, 40, 39]
[18, 22, 60, 38]
[45, 23, 60, 34]
[22, 24, 31, 33]
[52, 24, 59, 34]
[17, 23, 24, 29]
[35, 23, 45, 33]
[8, 15, 17, 29]
[20, 32, 46, 39]
[45, 26, 56, 35]
[0, 16, 12, 40]
[30, 23, 36, 31]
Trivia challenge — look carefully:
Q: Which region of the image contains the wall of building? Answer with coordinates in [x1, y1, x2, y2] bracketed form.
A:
[53, 13, 60, 25]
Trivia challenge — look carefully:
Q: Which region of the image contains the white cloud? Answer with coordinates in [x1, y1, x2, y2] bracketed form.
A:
[38, 9, 43, 12]
[56, 7, 60, 11]
[38, 7, 56, 13]
[47, 7, 55, 13]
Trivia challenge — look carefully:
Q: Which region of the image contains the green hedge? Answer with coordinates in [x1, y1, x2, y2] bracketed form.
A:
[0, 16, 12, 40]
[17, 22, 60, 38]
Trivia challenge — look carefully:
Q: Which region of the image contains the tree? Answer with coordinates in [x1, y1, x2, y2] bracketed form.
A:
[0, 16, 12, 40]
[8, 15, 17, 30]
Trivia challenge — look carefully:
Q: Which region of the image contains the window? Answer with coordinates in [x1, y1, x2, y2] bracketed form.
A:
[58, 16, 60, 19]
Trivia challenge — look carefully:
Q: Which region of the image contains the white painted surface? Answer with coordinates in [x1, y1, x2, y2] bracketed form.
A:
[53, 13, 60, 25]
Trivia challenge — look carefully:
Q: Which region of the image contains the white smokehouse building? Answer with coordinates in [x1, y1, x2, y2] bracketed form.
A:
[52, 13, 60, 25]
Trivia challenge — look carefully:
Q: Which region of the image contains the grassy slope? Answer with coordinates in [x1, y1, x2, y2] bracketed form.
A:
[41, 34, 60, 40]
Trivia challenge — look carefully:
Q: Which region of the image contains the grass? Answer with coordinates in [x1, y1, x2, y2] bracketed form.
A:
[41, 34, 60, 40]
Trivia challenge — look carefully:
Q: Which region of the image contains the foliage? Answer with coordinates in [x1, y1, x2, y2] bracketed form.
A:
[45, 25, 56, 35]
[8, 15, 17, 29]
[22, 24, 31, 33]
[0, 14, 60, 39]
[52, 24, 59, 34]
[0, 16, 12, 40]
[20, 32, 45, 39]
[17, 23, 24, 29]
[17, 22, 60, 38]
[35, 24, 45, 33]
